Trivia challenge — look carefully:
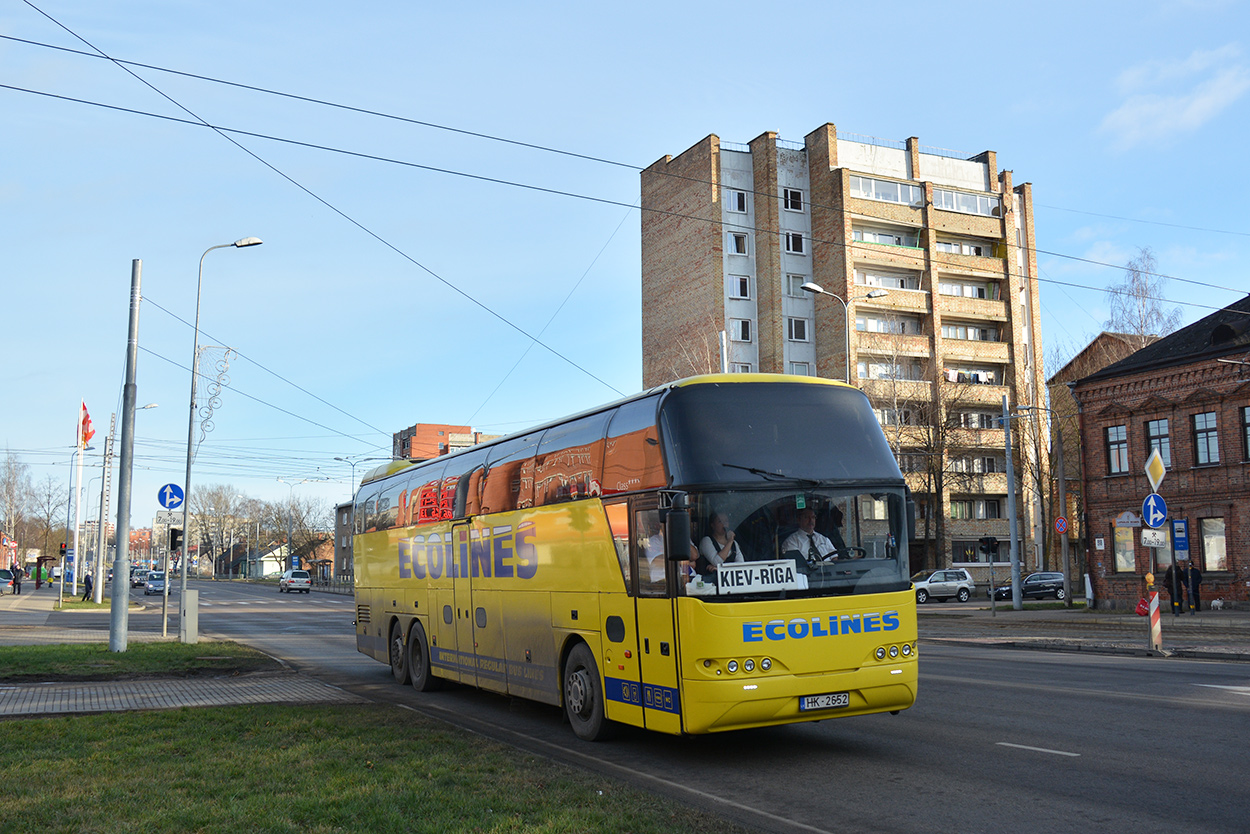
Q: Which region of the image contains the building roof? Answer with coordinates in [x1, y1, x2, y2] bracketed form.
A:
[1045, 331, 1147, 387]
[1077, 294, 1250, 385]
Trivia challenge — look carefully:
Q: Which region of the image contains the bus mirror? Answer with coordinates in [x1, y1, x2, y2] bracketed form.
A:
[664, 494, 691, 561]
[906, 500, 917, 540]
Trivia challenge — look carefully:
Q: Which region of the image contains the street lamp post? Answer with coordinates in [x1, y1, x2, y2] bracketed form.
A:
[179, 237, 262, 643]
[800, 283, 889, 382]
[334, 455, 390, 497]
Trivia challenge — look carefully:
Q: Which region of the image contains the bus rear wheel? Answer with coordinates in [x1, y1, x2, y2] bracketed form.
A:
[407, 620, 441, 692]
[389, 621, 410, 685]
[564, 643, 611, 741]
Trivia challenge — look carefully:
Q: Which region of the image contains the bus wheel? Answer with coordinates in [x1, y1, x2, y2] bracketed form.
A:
[408, 620, 442, 692]
[389, 621, 410, 685]
[564, 643, 611, 741]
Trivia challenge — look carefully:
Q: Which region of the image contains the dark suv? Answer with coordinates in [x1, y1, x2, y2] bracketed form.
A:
[990, 571, 1066, 600]
[911, 568, 975, 604]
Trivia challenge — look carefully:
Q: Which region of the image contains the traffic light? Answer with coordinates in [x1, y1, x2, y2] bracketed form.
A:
[59, 542, 66, 557]
[978, 536, 998, 558]
[169, 528, 184, 552]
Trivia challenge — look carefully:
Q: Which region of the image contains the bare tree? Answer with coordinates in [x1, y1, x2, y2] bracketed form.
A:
[668, 311, 726, 379]
[1105, 247, 1182, 349]
[188, 483, 244, 576]
[0, 450, 33, 564]
[30, 474, 68, 566]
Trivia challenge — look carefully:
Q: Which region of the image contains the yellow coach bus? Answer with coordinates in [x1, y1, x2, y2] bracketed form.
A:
[353, 374, 917, 740]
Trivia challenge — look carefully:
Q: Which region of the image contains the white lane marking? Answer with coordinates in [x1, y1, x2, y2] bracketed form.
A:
[996, 742, 1080, 757]
[1195, 684, 1250, 696]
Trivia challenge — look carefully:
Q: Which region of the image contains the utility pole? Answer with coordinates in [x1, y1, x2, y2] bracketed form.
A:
[110, 260, 141, 651]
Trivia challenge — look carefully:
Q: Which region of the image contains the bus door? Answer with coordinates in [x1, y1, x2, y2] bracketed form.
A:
[452, 521, 477, 688]
[600, 500, 644, 729]
[632, 501, 682, 734]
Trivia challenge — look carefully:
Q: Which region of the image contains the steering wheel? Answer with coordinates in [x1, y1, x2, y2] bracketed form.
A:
[823, 547, 867, 562]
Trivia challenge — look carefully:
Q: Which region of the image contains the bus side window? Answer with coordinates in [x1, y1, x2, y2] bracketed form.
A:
[635, 507, 667, 597]
[604, 501, 631, 592]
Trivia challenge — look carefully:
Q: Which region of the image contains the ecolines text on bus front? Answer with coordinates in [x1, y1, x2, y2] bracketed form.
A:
[743, 611, 901, 642]
[398, 522, 538, 580]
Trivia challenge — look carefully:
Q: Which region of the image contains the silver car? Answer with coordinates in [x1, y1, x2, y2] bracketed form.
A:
[912, 568, 975, 604]
[143, 571, 166, 596]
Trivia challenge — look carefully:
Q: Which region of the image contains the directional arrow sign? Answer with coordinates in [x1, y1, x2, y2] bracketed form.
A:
[158, 483, 185, 510]
[1142, 493, 1168, 529]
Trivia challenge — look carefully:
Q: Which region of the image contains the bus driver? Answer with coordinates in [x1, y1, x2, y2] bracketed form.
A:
[783, 507, 840, 563]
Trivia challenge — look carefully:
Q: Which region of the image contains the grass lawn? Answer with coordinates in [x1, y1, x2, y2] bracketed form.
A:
[0, 645, 750, 832]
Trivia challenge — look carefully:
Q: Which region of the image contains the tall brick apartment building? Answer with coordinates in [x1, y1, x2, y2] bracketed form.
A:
[641, 124, 1047, 577]
[1072, 295, 1250, 610]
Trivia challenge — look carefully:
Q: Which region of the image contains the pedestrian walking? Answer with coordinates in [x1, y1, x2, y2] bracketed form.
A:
[11, 566, 21, 595]
[81, 572, 93, 602]
[1163, 561, 1185, 617]
[1187, 560, 1203, 615]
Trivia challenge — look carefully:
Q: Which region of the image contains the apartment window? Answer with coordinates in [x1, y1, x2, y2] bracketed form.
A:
[941, 322, 999, 342]
[729, 233, 749, 255]
[938, 279, 999, 300]
[849, 175, 924, 207]
[1113, 525, 1135, 572]
[729, 319, 752, 342]
[935, 239, 989, 257]
[898, 453, 926, 473]
[951, 456, 1001, 474]
[957, 411, 998, 429]
[787, 317, 809, 342]
[786, 274, 807, 297]
[874, 408, 913, 426]
[1146, 419, 1171, 468]
[853, 227, 920, 248]
[856, 269, 920, 291]
[1199, 518, 1227, 571]
[728, 274, 751, 299]
[932, 188, 1001, 217]
[1193, 412, 1219, 465]
[943, 366, 999, 385]
[727, 189, 747, 213]
[859, 360, 923, 381]
[783, 188, 804, 212]
[950, 499, 1001, 520]
[788, 361, 811, 376]
[730, 362, 753, 373]
[857, 314, 920, 335]
[784, 232, 805, 254]
[1107, 425, 1129, 474]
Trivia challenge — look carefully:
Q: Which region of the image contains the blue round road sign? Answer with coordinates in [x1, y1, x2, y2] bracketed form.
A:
[158, 483, 185, 510]
[1142, 493, 1168, 529]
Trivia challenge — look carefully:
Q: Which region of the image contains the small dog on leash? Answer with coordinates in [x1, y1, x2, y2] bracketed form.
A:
[1211, 599, 1225, 611]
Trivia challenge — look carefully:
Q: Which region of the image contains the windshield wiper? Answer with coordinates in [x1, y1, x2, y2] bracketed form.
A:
[722, 462, 821, 487]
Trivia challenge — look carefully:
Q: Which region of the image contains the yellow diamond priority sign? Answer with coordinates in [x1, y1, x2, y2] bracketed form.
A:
[1144, 448, 1166, 493]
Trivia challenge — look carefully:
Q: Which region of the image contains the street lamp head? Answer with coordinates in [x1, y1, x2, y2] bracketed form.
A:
[139, 403, 158, 410]
[800, 282, 825, 295]
[233, 237, 263, 248]
[865, 289, 889, 299]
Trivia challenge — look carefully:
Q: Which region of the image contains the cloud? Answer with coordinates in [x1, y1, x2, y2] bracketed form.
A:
[1099, 46, 1250, 149]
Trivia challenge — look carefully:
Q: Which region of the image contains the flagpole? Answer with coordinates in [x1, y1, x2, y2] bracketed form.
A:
[71, 403, 85, 597]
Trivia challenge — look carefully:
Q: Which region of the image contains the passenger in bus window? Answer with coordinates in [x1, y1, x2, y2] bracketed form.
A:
[640, 512, 666, 584]
[782, 507, 839, 563]
[698, 512, 745, 572]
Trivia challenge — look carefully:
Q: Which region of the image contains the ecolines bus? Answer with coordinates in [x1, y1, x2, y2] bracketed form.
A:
[353, 374, 917, 739]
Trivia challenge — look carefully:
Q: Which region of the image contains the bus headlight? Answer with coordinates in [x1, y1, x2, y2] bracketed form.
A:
[744, 659, 755, 672]
[875, 647, 886, 661]
[760, 657, 772, 671]
[889, 645, 899, 658]
[901, 643, 913, 657]
[727, 660, 739, 673]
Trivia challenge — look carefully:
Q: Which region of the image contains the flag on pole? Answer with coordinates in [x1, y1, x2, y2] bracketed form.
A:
[79, 401, 95, 448]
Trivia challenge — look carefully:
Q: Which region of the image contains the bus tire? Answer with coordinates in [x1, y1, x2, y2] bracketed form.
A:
[564, 643, 612, 741]
[389, 620, 410, 685]
[408, 620, 441, 692]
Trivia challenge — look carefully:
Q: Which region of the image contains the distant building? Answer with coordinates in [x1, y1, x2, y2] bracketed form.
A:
[335, 501, 353, 577]
[393, 423, 500, 460]
[1071, 295, 1250, 609]
[641, 124, 1047, 578]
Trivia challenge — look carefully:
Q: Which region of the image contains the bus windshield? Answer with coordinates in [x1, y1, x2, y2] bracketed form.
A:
[684, 486, 910, 599]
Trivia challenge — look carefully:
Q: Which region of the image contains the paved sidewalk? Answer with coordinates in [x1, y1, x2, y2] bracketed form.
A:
[0, 583, 366, 717]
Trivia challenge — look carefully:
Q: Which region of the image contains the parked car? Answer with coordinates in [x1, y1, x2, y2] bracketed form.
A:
[912, 568, 975, 604]
[0, 568, 12, 594]
[989, 571, 1067, 601]
[279, 569, 312, 594]
[143, 571, 166, 596]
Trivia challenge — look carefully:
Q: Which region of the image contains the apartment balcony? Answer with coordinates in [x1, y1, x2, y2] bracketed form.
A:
[856, 331, 931, 358]
[857, 286, 930, 314]
[928, 210, 1003, 241]
[943, 381, 1010, 407]
[947, 427, 1006, 449]
[936, 294, 1009, 321]
[945, 471, 1009, 495]
[858, 377, 932, 401]
[940, 339, 1010, 364]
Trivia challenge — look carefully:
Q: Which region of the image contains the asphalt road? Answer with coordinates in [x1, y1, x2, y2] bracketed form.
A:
[156, 581, 1250, 834]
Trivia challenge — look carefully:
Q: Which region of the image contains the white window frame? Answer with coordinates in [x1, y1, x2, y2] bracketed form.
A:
[853, 226, 920, 248]
[786, 274, 807, 297]
[729, 232, 749, 255]
[787, 317, 809, 342]
[784, 232, 806, 254]
[855, 268, 920, 291]
[783, 188, 804, 212]
[788, 361, 812, 376]
[726, 189, 747, 213]
[730, 362, 753, 373]
[849, 175, 924, 207]
[728, 274, 751, 300]
[729, 318, 752, 342]
[933, 188, 1001, 217]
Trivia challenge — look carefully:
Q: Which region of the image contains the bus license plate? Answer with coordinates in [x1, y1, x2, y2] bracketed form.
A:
[800, 691, 850, 711]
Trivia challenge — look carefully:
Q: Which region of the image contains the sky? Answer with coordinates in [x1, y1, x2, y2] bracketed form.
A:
[3, 0, 1249, 528]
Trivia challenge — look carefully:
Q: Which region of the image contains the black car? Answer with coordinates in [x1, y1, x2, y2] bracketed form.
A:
[989, 571, 1066, 601]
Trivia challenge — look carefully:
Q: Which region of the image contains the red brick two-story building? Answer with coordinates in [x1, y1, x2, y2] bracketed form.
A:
[1071, 295, 1250, 610]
